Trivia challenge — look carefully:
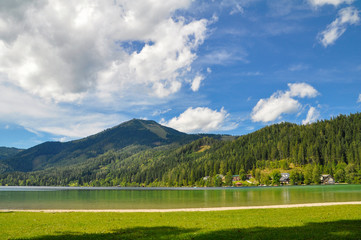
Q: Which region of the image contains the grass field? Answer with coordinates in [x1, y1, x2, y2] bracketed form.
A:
[1, 205, 361, 239]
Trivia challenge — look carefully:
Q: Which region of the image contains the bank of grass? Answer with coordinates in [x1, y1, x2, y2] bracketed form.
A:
[1, 205, 361, 239]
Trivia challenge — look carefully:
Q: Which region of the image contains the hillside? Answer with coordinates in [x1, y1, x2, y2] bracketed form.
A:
[1, 113, 361, 187]
[2, 119, 202, 172]
[0, 147, 23, 160]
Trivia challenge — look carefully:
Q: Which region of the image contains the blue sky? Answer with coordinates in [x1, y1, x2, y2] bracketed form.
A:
[0, 0, 360, 148]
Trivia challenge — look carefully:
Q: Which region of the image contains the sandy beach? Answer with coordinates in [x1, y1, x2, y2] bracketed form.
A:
[1, 201, 361, 213]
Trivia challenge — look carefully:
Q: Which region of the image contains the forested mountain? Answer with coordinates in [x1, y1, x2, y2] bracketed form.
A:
[0, 147, 23, 160]
[1, 113, 361, 187]
[1, 119, 203, 172]
[0, 147, 23, 174]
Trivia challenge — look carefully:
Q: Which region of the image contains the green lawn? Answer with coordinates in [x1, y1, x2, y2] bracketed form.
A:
[1, 205, 361, 239]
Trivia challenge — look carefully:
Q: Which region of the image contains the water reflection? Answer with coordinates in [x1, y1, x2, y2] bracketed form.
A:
[0, 185, 360, 210]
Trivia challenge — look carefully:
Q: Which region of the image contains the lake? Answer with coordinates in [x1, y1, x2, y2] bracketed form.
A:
[1, 185, 361, 210]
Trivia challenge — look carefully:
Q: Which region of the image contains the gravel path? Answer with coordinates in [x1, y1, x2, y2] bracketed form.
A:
[1, 201, 361, 213]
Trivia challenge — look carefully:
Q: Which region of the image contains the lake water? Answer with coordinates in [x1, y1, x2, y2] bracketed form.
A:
[0, 185, 361, 210]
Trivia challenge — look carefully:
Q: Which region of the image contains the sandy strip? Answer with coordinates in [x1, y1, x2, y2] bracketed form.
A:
[1, 201, 361, 213]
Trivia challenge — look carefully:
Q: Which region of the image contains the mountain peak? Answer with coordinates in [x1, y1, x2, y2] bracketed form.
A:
[4, 119, 195, 172]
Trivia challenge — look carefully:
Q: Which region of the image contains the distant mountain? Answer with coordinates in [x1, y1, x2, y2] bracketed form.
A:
[3, 119, 202, 172]
[0, 147, 23, 160]
[0, 147, 23, 173]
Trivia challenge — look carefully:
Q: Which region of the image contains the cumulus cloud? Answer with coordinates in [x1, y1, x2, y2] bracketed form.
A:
[251, 83, 319, 123]
[318, 7, 360, 47]
[251, 92, 301, 123]
[357, 94, 361, 103]
[0, 0, 211, 139]
[302, 106, 321, 125]
[288, 83, 319, 98]
[308, 0, 354, 7]
[162, 107, 235, 133]
[0, 0, 208, 103]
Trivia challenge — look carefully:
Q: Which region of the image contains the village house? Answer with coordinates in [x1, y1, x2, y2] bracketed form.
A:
[320, 174, 335, 184]
[203, 176, 210, 181]
[280, 173, 290, 185]
[232, 175, 240, 181]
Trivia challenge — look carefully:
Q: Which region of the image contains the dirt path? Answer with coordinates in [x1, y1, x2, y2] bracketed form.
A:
[1, 201, 361, 213]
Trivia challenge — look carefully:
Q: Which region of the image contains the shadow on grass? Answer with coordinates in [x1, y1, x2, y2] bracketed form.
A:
[14, 220, 361, 240]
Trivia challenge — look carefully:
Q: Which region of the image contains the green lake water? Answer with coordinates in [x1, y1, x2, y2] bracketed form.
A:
[0, 185, 360, 210]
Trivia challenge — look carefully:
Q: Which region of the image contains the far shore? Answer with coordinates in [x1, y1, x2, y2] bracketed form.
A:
[1, 201, 361, 213]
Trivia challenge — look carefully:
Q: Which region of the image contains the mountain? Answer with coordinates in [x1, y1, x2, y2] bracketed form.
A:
[2, 119, 202, 172]
[0, 147, 23, 160]
[0, 147, 23, 173]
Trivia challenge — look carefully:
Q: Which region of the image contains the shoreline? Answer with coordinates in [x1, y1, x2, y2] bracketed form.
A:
[1, 201, 361, 213]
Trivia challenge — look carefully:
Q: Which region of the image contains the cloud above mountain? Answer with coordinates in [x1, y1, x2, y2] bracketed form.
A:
[162, 107, 236, 133]
[251, 83, 319, 123]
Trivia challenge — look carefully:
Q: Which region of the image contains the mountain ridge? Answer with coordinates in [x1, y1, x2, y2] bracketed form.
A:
[2, 119, 203, 172]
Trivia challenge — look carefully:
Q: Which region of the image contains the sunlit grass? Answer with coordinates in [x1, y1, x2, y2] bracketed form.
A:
[1, 205, 361, 239]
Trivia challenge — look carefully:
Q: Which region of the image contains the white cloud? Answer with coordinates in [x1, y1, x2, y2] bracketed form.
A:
[152, 109, 172, 116]
[201, 49, 248, 65]
[191, 74, 204, 92]
[162, 107, 234, 133]
[302, 106, 321, 124]
[0, 82, 125, 139]
[251, 92, 301, 123]
[0, 0, 208, 103]
[318, 7, 360, 47]
[0, 0, 212, 139]
[308, 0, 354, 7]
[251, 83, 319, 123]
[357, 94, 361, 103]
[288, 83, 319, 98]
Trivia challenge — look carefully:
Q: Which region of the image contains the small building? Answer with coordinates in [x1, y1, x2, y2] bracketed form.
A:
[321, 175, 335, 184]
[203, 176, 210, 181]
[280, 173, 290, 184]
[232, 175, 240, 182]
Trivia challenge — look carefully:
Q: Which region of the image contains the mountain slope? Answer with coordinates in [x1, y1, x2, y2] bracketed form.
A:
[0, 147, 23, 160]
[3, 119, 200, 172]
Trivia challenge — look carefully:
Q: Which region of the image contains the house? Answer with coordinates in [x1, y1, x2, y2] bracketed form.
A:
[232, 175, 240, 182]
[203, 176, 210, 181]
[320, 175, 335, 184]
[280, 173, 290, 184]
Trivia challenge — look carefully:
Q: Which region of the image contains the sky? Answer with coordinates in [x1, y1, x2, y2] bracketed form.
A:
[0, 0, 360, 148]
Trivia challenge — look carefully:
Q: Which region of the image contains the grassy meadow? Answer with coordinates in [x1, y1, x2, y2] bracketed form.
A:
[1, 205, 361, 239]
